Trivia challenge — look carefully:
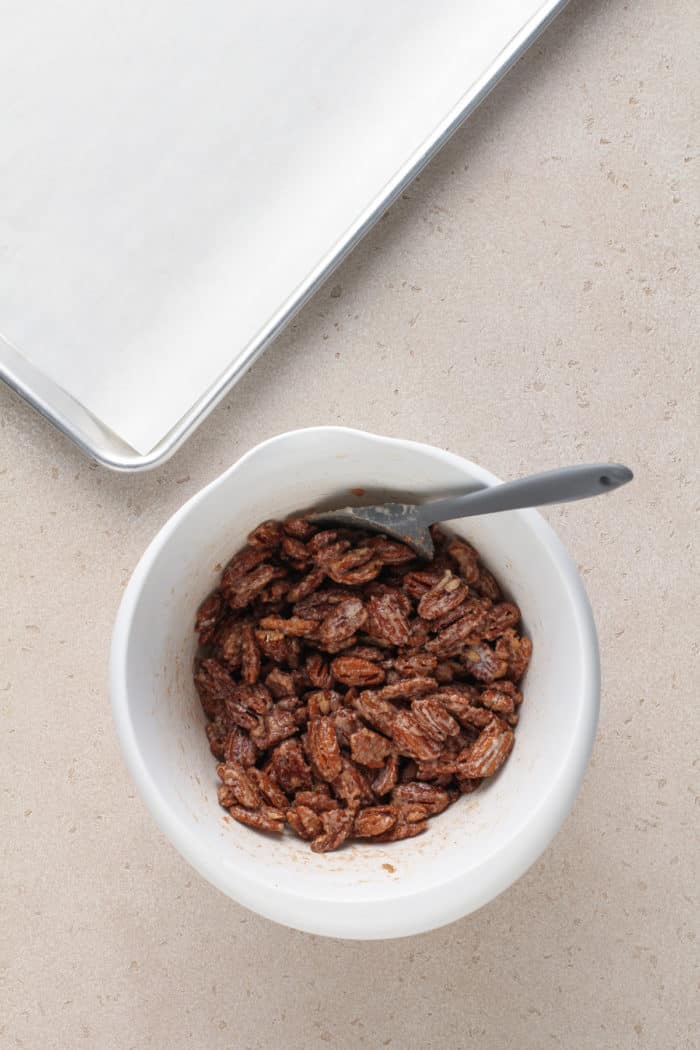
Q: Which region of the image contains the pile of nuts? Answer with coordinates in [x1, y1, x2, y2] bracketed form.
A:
[193, 516, 531, 853]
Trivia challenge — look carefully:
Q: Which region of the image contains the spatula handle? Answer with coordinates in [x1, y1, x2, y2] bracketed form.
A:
[417, 463, 633, 525]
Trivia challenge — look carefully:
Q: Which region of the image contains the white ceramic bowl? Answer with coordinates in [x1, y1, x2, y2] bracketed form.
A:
[110, 427, 599, 939]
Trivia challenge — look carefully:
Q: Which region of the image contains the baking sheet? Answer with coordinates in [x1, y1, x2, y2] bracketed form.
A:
[0, 0, 567, 463]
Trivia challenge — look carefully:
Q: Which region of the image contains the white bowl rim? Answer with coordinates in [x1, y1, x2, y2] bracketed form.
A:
[110, 426, 600, 939]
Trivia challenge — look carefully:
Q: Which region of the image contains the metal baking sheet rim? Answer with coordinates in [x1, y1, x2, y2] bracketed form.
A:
[0, 0, 569, 473]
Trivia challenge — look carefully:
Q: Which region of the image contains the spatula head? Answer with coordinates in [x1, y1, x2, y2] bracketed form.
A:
[308, 503, 434, 560]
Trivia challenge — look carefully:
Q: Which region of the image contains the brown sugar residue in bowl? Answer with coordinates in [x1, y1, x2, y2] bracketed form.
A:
[382, 863, 396, 874]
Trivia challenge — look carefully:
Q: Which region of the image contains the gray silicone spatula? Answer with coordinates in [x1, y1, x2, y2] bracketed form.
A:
[308, 462, 633, 559]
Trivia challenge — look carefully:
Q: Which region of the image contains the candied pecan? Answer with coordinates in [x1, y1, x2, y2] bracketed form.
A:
[366, 593, 411, 646]
[278, 534, 310, 564]
[431, 597, 482, 631]
[216, 762, 262, 809]
[393, 652, 438, 679]
[307, 689, 342, 719]
[311, 633, 358, 655]
[258, 578, 292, 605]
[483, 602, 521, 640]
[310, 808, 355, 853]
[206, 720, 227, 758]
[326, 546, 372, 571]
[446, 538, 480, 584]
[331, 656, 386, 687]
[331, 757, 374, 805]
[402, 802, 434, 821]
[354, 806, 397, 837]
[318, 596, 368, 647]
[414, 756, 458, 781]
[374, 817, 428, 842]
[357, 633, 393, 650]
[340, 644, 387, 664]
[286, 566, 327, 604]
[275, 695, 302, 713]
[371, 754, 399, 796]
[228, 565, 287, 609]
[456, 718, 514, 778]
[475, 567, 502, 601]
[247, 519, 284, 549]
[490, 679, 523, 704]
[425, 601, 490, 657]
[217, 783, 239, 808]
[349, 727, 393, 768]
[291, 587, 346, 617]
[440, 682, 481, 703]
[457, 777, 481, 794]
[479, 686, 516, 716]
[240, 624, 261, 684]
[222, 700, 258, 732]
[194, 658, 236, 718]
[378, 677, 437, 702]
[351, 690, 398, 736]
[251, 707, 298, 749]
[268, 739, 308, 789]
[417, 570, 468, 621]
[312, 540, 352, 566]
[286, 805, 323, 841]
[307, 717, 343, 781]
[294, 788, 340, 813]
[265, 667, 297, 698]
[258, 614, 317, 636]
[392, 782, 451, 816]
[255, 628, 288, 663]
[365, 536, 416, 564]
[195, 592, 223, 644]
[247, 767, 289, 809]
[461, 643, 509, 683]
[306, 529, 344, 554]
[229, 805, 285, 833]
[494, 630, 532, 681]
[230, 683, 272, 714]
[221, 547, 269, 587]
[327, 550, 383, 585]
[439, 689, 493, 730]
[305, 651, 334, 689]
[390, 711, 442, 761]
[411, 696, 460, 742]
[223, 728, 258, 767]
[332, 707, 362, 748]
[269, 738, 312, 792]
[402, 569, 443, 599]
[283, 517, 317, 540]
[214, 619, 244, 669]
[365, 582, 413, 616]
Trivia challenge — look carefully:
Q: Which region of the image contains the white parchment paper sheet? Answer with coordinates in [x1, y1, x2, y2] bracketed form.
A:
[0, 0, 546, 452]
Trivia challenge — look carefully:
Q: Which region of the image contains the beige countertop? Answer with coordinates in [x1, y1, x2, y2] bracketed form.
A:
[2, 1, 697, 1047]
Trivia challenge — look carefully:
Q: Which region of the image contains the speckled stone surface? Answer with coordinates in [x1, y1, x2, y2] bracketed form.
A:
[1, 1, 697, 1046]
